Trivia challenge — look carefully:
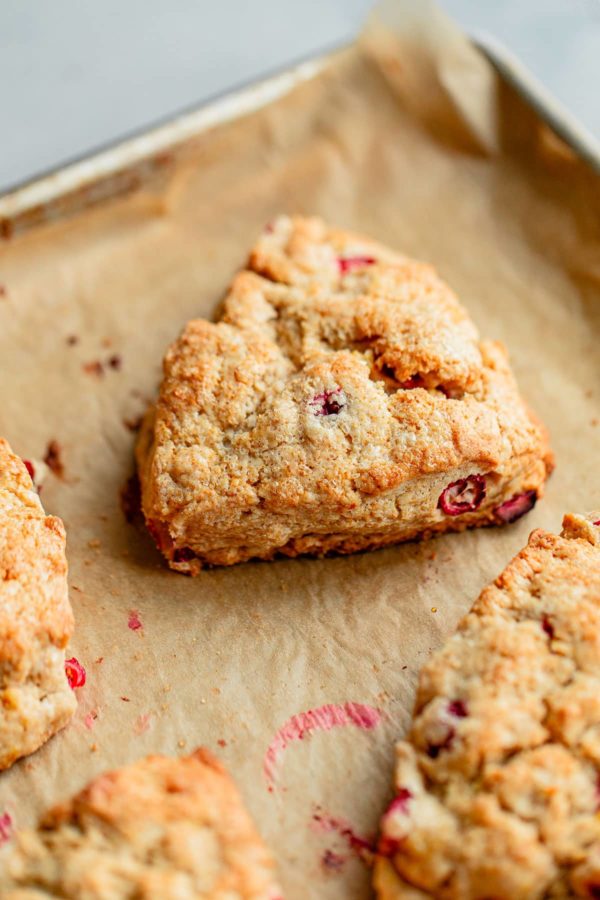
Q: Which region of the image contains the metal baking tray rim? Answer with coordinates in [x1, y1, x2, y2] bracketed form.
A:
[1, 26, 598, 232]
[471, 28, 600, 174]
[0, 52, 331, 232]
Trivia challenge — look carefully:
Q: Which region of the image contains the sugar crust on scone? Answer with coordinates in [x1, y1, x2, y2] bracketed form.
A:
[0, 438, 75, 770]
[374, 512, 600, 900]
[2, 749, 281, 900]
[137, 215, 553, 571]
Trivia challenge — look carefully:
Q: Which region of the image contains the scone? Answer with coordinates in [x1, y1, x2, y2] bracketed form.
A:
[374, 512, 600, 900]
[1, 749, 281, 899]
[0, 438, 76, 769]
[137, 215, 553, 571]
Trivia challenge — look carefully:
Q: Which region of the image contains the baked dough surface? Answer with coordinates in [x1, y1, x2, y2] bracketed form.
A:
[137, 216, 553, 571]
[0, 438, 75, 770]
[374, 512, 600, 899]
[2, 749, 281, 899]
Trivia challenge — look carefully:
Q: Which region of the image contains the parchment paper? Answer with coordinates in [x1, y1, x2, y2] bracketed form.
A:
[1, 1, 599, 897]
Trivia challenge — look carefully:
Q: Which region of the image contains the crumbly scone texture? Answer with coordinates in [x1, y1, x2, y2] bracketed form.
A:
[0, 438, 75, 770]
[137, 215, 553, 571]
[1, 749, 281, 900]
[374, 512, 600, 900]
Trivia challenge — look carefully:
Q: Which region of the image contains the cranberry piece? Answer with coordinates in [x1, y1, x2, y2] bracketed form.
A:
[448, 699, 468, 718]
[23, 460, 35, 481]
[385, 787, 413, 818]
[594, 520, 600, 527]
[65, 657, 86, 689]
[173, 547, 195, 563]
[338, 255, 376, 274]
[399, 374, 425, 390]
[309, 388, 345, 417]
[438, 475, 486, 516]
[377, 834, 402, 857]
[494, 490, 537, 524]
[427, 726, 456, 758]
[542, 615, 555, 640]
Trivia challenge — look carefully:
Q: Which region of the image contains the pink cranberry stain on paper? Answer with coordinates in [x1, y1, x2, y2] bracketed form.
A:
[312, 807, 375, 869]
[321, 849, 345, 872]
[134, 713, 152, 735]
[0, 811, 13, 846]
[84, 710, 98, 730]
[263, 702, 382, 788]
[128, 610, 143, 631]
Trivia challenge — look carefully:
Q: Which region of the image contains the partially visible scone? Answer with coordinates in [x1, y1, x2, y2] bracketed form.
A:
[0, 438, 75, 769]
[374, 512, 600, 899]
[137, 215, 553, 572]
[1, 749, 281, 899]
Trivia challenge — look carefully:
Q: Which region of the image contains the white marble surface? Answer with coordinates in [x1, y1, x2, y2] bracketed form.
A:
[0, 0, 598, 191]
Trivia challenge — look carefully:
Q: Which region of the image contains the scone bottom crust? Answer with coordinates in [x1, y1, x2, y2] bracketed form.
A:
[136, 215, 553, 572]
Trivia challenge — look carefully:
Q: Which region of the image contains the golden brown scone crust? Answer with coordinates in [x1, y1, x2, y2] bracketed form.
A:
[0, 438, 75, 770]
[137, 215, 553, 571]
[374, 512, 600, 900]
[1, 749, 281, 899]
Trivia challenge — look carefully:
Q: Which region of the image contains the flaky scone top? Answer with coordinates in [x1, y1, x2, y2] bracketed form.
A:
[0, 438, 75, 770]
[3, 749, 281, 899]
[138, 216, 552, 569]
[375, 513, 600, 900]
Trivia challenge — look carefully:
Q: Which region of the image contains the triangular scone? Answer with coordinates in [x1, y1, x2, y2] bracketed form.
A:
[0, 438, 75, 769]
[2, 750, 282, 899]
[374, 512, 600, 900]
[137, 215, 553, 571]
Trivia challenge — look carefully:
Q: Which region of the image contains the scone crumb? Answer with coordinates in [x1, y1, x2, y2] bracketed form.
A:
[83, 360, 105, 378]
[43, 439, 65, 478]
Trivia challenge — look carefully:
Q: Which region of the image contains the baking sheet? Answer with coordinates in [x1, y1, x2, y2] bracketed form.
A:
[1, 0, 599, 896]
